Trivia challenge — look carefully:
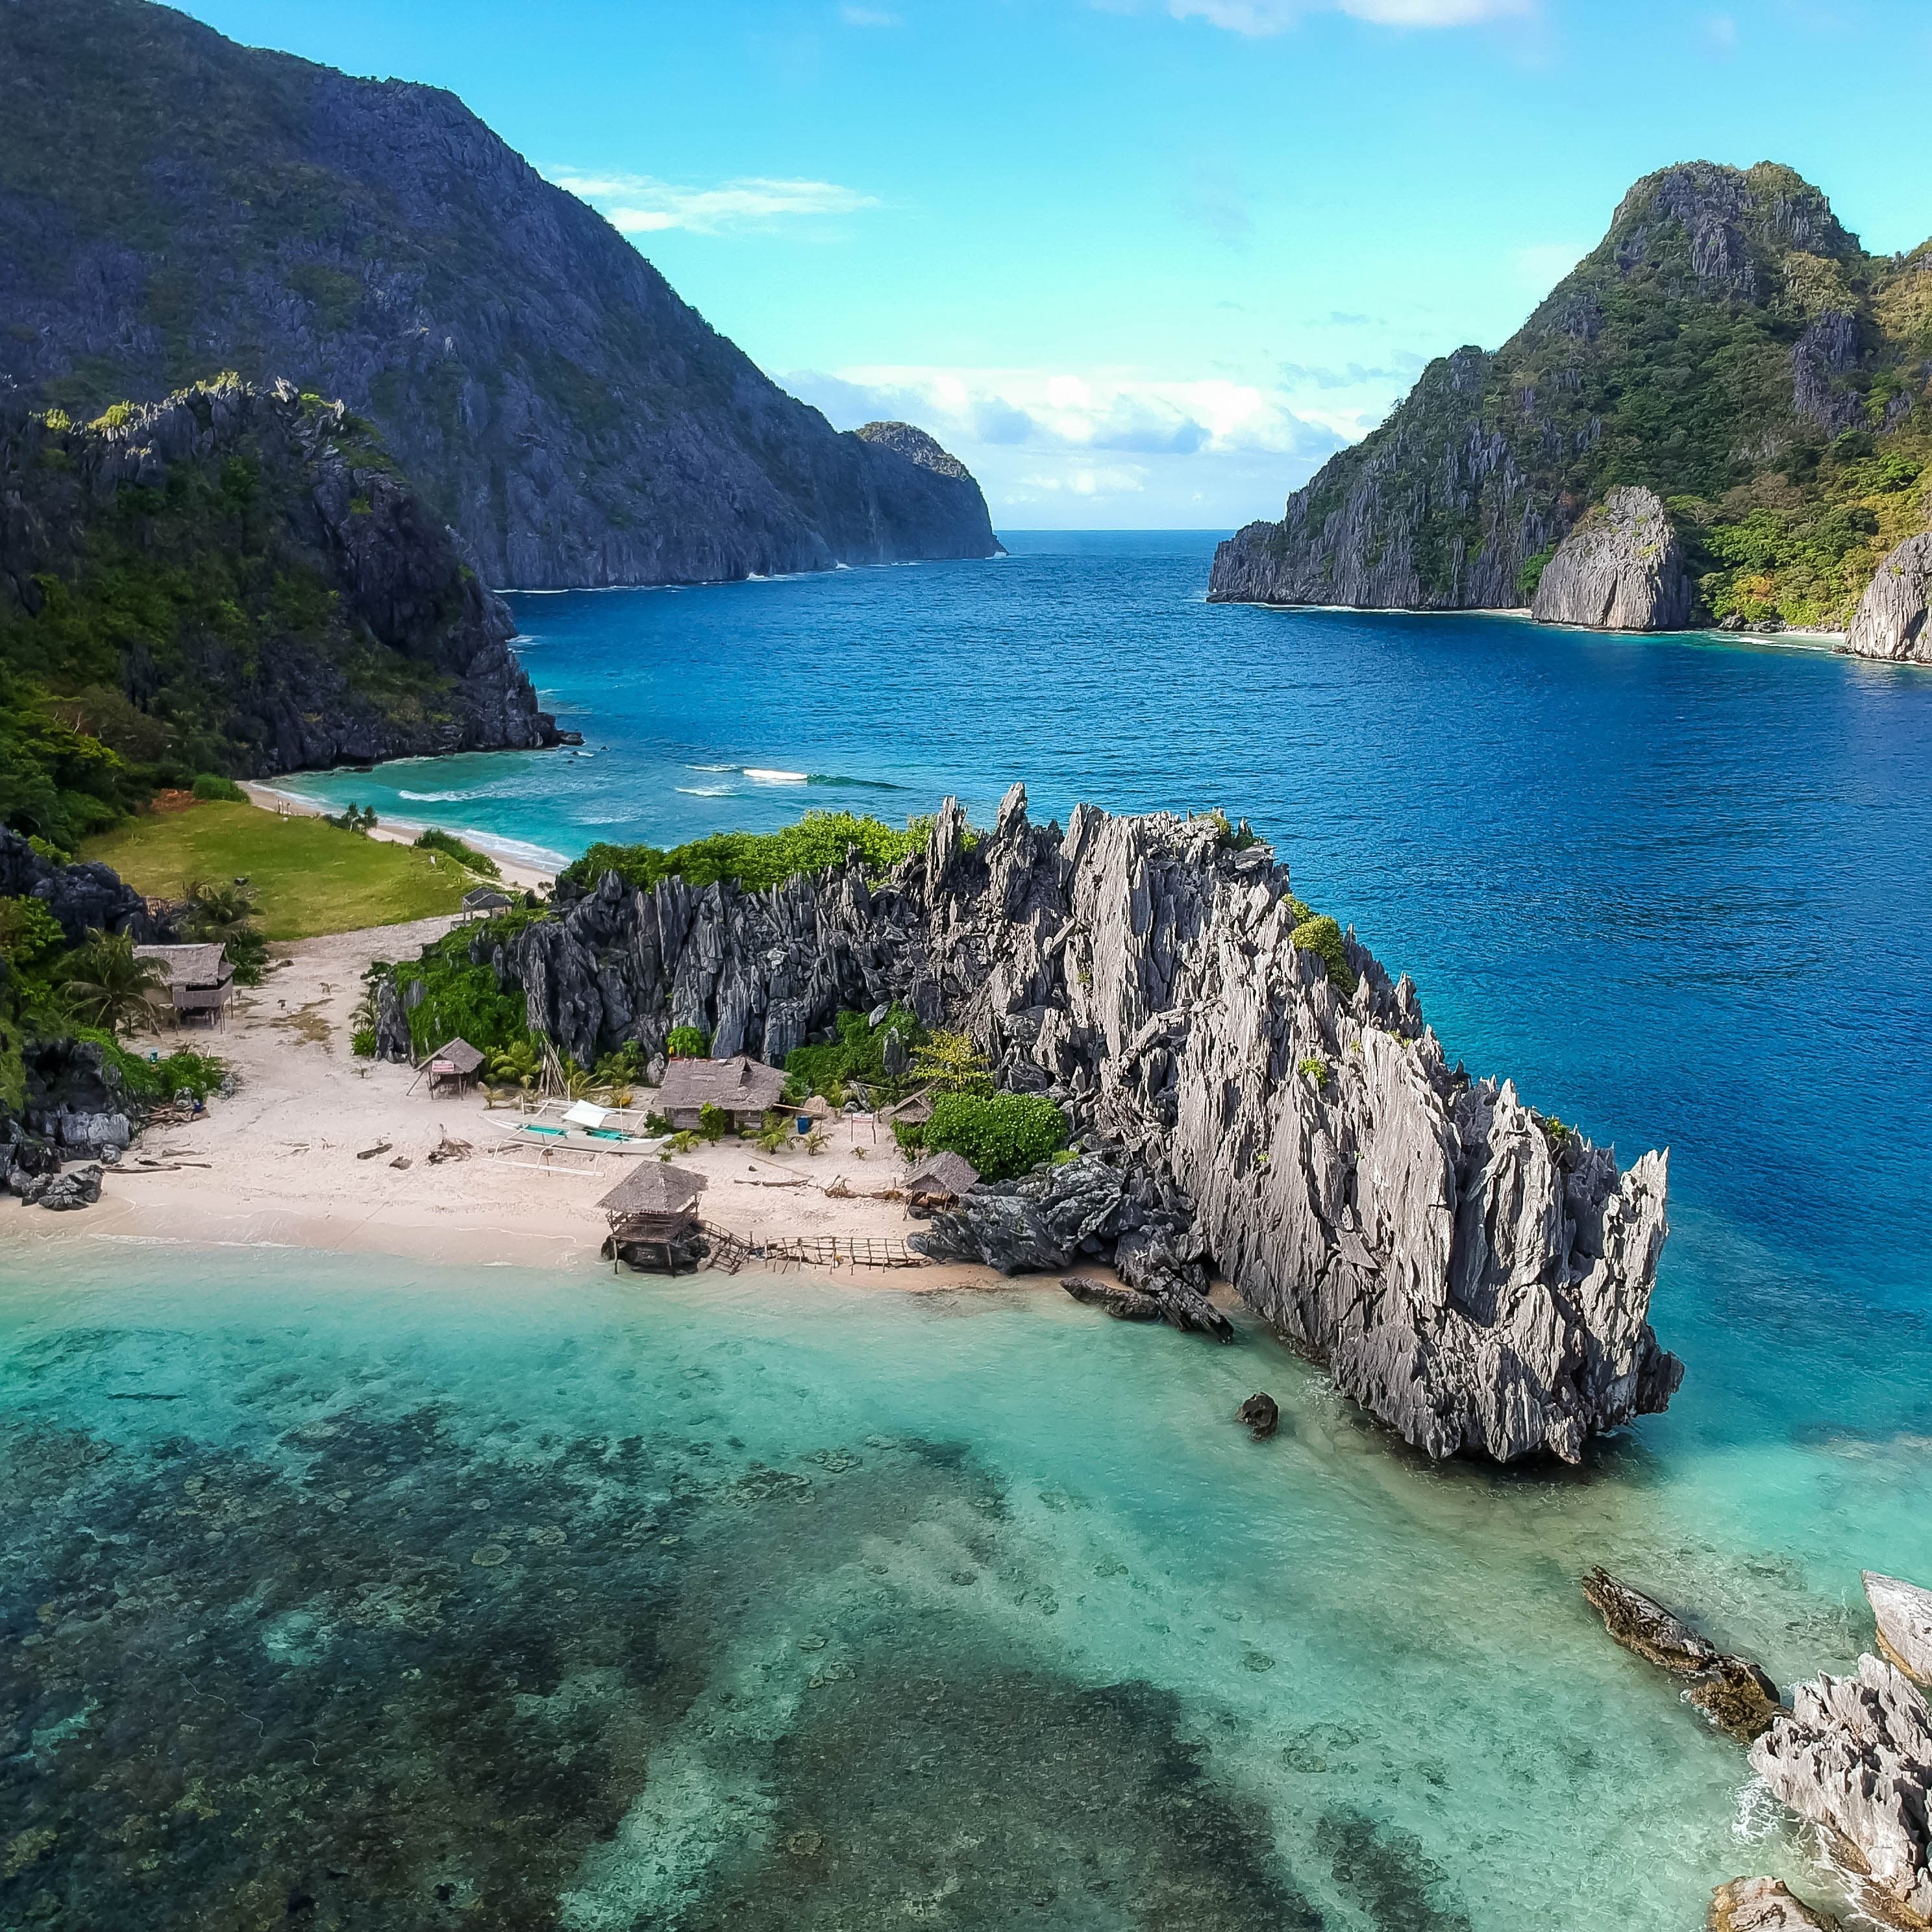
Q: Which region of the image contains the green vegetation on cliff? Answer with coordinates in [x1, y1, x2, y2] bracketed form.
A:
[1217, 163, 1932, 629]
[0, 375, 552, 845]
[561, 813, 928, 896]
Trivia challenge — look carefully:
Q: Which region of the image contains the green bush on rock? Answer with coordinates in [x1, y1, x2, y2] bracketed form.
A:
[560, 811, 928, 896]
[1291, 913, 1358, 999]
[905, 1091, 1068, 1182]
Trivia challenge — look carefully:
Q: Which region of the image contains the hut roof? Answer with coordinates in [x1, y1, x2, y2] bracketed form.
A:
[596, 1161, 709, 1217]
[463, 885, 514, 911]
[882, 1091, 933, 1125]
[656, 1054, 788, 1113]
[905, 1150, 979, 1198]
[134, 942, 230, 988]
[430, 1037, 485, 1076]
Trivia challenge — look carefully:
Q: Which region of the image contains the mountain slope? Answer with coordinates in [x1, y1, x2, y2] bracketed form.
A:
[1210, 162, 1932, 633]
[0, 375, 558, 846]
[0, 0, 999, 588]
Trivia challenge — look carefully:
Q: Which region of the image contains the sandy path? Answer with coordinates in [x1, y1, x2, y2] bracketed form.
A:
[5, 913, 1011, 1292]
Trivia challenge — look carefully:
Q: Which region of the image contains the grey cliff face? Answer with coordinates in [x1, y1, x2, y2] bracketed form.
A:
[1530, 486, 1692, 630]
[0, 827, 160, 947]
[1844, 534, 1932, 663]
[419, 786, 1679, 1463]
[1749, 1654, 1932, 1928]
[1865, 1572, 1932, 1683]
[0, 0, 1000, 588]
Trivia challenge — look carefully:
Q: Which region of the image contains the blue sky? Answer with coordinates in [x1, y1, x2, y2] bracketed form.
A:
[183, 1, 1932, 528]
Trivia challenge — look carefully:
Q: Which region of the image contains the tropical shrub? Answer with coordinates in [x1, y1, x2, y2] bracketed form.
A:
[191, 773, 247, 802]
[1290, 914, 1358, 999]
[909, 1029, 993, 1096]
[696, 1102, 729, 1141]
[559, 811, 930, 895]
[413, 826, 501, 878]
[54, 931, 167, 1035]
[665, 1025, 710, 1059]
[1298, 1055, 1330, 1087]
[784, 1002, 925, 1102]
[180, 876, 268, 984]
[913, 1091, 1067, 1181]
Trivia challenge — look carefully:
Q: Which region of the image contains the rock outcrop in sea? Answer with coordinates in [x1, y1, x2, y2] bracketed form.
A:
[1708, 1877, 1840, 1931]
[1866, 1572, 1932, 1683]
[410, 787, 1681, 1463]
[0, 0, 1000, 588]
[1844, 534, 1932, 664]
[1208, 162, 1932, 635]
[1530, 488, 1693, 631]
[1750, 1655, 1932, 1928]
[1, 375, 560, 774]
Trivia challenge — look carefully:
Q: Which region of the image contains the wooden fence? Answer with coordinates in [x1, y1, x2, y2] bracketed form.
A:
[752, 1233, 928, 1271]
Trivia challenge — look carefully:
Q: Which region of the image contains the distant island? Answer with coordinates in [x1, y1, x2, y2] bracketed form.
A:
[0, 0, 1000, 588]
[1210, 162, 1932, 661]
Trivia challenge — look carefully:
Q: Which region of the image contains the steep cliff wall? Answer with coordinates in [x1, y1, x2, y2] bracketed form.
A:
[0, 0, 1000, 587]
[1211, 162, 1932, 635]
[0, 375, 558, 780]
[419, 789, 1679, 1463]
[1530, 487, 1694, 630]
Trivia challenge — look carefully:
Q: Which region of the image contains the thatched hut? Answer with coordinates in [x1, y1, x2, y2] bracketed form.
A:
[654, 1054, 788, 1132]
[425, 1037, 484, 1094]
[134, 942, 234, 1027]
[462, 886, 515, 919]
[904, 1150, 978, 1216]
[882, 1090, 934, 1130]
[597, 1160, 709, 1273]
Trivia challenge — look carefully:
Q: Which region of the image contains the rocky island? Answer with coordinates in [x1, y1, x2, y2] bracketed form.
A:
[0, 0, 1000, 588]
[1210, 162, 1932, 654]
[375, 789, 1680, 1463]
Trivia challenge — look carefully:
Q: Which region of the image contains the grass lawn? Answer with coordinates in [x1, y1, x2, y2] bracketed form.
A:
[82, 800, 473, 939]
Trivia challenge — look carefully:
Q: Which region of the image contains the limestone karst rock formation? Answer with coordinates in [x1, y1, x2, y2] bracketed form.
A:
[1749, 1654, 1932, 1929]
[1865, 1572, 1932, 1682]
[416, 786, 1681, 1464]
[1707, 1877, 1840, 1932]
[1530, 488, 1694, 630]
[1844, 534, 1932, 663]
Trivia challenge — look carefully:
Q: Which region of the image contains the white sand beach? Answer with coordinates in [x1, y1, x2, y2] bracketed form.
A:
[5, 911, 1015, 1291]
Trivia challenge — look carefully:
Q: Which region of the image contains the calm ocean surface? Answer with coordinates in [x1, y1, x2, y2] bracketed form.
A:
[8, 530, 1931, 1926]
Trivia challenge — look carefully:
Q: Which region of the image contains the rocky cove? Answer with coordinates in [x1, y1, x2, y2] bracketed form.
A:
[373, 787, 1678, 1465]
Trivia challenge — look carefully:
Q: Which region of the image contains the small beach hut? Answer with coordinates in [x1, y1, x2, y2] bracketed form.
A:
[134, 943, 234, 1028]
[425, 1037, 485, 1095]
[882, 1090, 934, 1130]
[904, 1150, 978, 1217]
[597, 1161, 708, 1273]
[654, 1054, 789, 1132]
[462, 885, 515, 919]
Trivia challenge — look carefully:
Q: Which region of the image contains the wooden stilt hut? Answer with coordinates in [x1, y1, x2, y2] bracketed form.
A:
[424, 1037, 484, 1095]
[597, 1161, 709, 1274]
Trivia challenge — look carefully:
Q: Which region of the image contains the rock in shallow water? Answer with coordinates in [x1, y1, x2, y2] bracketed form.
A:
[1865, 1571, 1932, 1683]
[1708, 1876, 1840, 1931]
[452, 786, 1677, 1463]
[1236, 1393, 1279, 1439]
[1581, 1567, 1781, 1741]
[1061, 1276, 1163, 1322]
[1749, 1654, 1932, 1928]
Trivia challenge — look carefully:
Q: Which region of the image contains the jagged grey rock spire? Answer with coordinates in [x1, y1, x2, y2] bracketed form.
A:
[467, 786, 1679, 1463]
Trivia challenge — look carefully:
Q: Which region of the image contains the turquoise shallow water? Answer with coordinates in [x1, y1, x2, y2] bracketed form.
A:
[12, 531, 1931, 1924]
[3, 1243, 1926, 1927]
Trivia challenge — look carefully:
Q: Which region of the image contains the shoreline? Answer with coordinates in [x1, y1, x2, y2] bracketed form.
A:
[0, 905, 1019, 1296]
[240, 782, 564, 889]
[1221, 597, 1853, 652]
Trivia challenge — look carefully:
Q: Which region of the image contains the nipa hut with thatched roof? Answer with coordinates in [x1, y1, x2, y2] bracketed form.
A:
[134, 943, 234, 1027]
[597, 1160, 709, 1273]
[654, 1054, 788, 1132]
[424, 1037, 484, 1095]
[904, 1150, 978, 1216]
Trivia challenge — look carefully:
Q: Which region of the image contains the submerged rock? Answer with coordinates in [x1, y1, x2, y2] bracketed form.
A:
[1750, 1655, 1932, 1928]
[1708, 1877, 1840, 1931]
[1581, 1567, 1781, 1740]
[1236, 1393, 1279, 1439]
[1061, 1276, 1163, 1322]
[1844, 534, 1932, 663]
[1531, 487, 1693, 631]
[419, 786, 1676, 1463]
[1865, 1572, 1932, 1683]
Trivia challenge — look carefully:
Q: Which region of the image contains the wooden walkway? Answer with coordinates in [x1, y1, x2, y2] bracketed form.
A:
[754, 1233, 928, 1271]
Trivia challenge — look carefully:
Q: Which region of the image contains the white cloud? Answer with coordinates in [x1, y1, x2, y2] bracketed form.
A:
[1169, 0, 1530, 32]
[1017, 465, 1150, 496]
[839, 3, 902, 21]
[549, 169, 879, 235]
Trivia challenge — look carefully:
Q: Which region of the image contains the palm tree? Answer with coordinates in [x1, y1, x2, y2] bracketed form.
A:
[182, 878, 267, 982]
[57, 931, 167, 1037]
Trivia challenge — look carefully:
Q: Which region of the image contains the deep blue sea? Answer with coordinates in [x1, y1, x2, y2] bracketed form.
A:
[9, 530, 1931, 1927]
